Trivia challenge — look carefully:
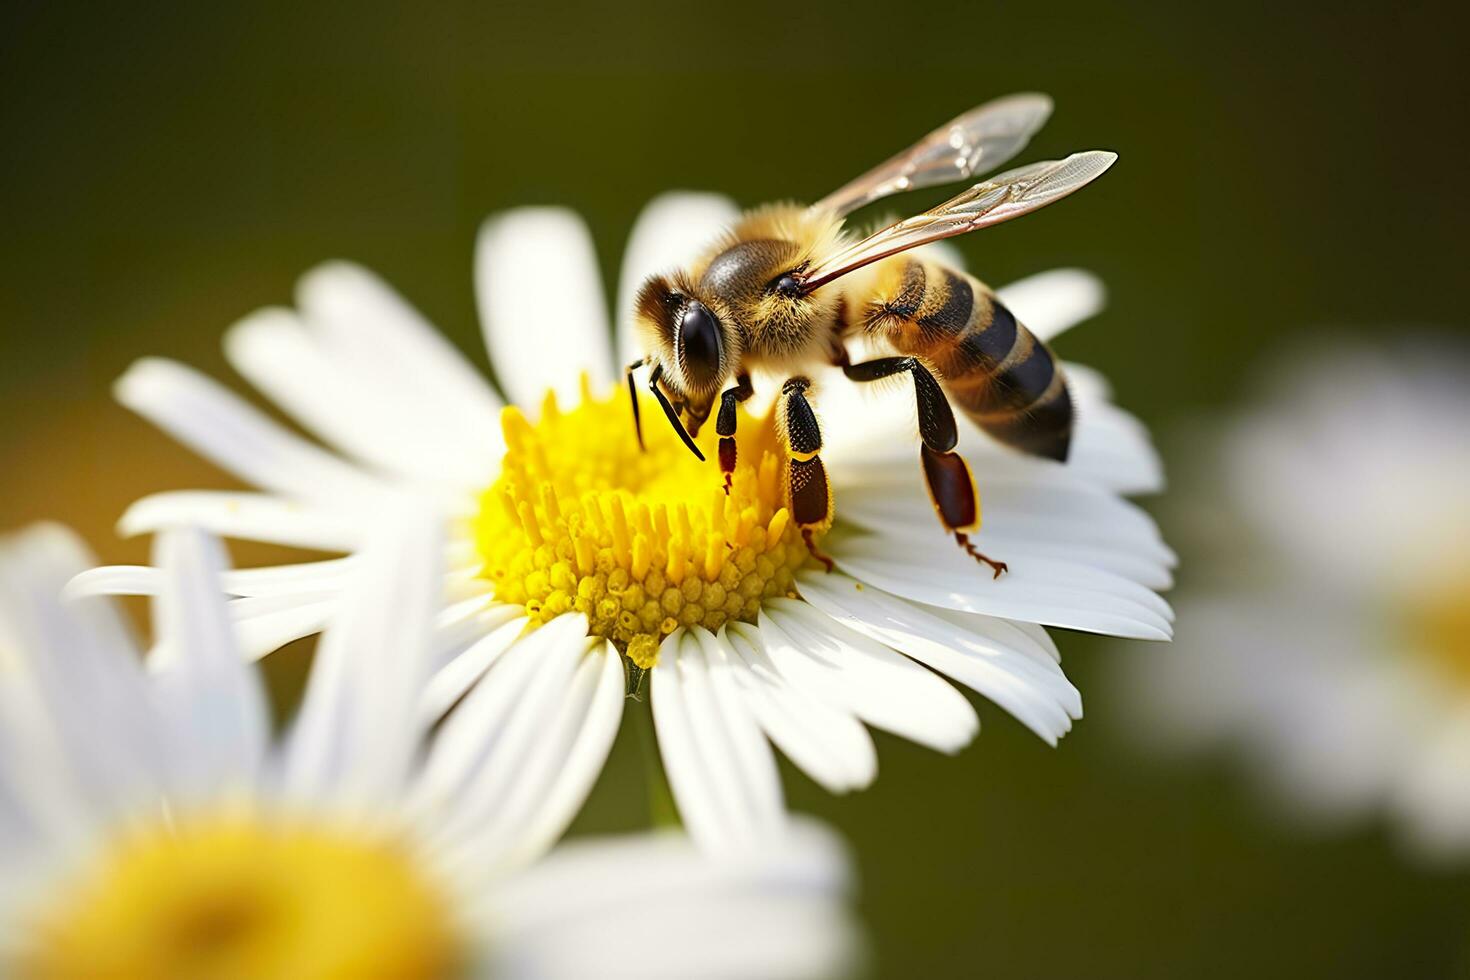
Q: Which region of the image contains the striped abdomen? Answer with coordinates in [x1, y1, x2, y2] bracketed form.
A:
[861, 258, 1073, 461]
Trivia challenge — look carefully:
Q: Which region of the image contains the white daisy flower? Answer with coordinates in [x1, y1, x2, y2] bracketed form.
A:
[1112, 339, 1470, 861]
[78, 193, 1174, 851]
[0, 518, 859, 977]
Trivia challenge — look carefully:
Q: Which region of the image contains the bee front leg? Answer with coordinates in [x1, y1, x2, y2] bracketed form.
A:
[715, 373, 754, 494]
[842, 356, 1006, 578]
[777, 377, 835, 572]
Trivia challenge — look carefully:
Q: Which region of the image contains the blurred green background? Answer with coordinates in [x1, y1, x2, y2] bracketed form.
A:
[4, 1, 1469, 976]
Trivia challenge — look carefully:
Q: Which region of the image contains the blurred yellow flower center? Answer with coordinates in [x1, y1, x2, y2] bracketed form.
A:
[473, 382, 814, 669]
[24, 813, 460, 980]
[1410, 572, 1470, 687]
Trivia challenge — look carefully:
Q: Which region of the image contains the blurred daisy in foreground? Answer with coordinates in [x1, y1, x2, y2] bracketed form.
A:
[79, 193, 1174, 851]
[1114, 339, 1470, 860]
[0, 518, 858, 977]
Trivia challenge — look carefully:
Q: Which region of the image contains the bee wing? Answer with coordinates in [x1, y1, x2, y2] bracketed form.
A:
[809, 93, 1055, 218]
[802, 151, 1117, 291]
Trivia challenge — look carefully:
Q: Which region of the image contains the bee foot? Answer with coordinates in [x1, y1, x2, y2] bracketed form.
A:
[802, 527, 835, 573]
[954, 533, 1007, 579]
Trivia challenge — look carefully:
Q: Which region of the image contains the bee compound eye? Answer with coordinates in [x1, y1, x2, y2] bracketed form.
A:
[774, 274, 802, 298]
[677, 301, 722, 389]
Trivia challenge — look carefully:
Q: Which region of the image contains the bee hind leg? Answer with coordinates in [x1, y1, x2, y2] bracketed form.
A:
[778, 377, 836, 572]
[843, 356, 1007, 578]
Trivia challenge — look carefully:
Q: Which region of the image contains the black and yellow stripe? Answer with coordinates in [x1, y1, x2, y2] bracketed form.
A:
[862, 258, 1073, 461]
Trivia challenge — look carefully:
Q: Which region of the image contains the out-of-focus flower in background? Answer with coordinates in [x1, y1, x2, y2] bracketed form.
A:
[1112, 339, 1470, 861]
[0, 517, 859, 977]
[73, 192, 1174, 852]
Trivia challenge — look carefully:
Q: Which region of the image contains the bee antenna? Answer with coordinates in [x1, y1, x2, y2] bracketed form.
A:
[625, 358, 646, 451]
[648, 364, 706, 462]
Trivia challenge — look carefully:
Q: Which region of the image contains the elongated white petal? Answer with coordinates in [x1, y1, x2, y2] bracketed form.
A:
[834, 479, 1175, 591]
[995, 268, 1105, 343]
[281, 504, 443, 807]
[0, 526, 162, 845]
[828, 524, 1174, 640]
[694, 629, 786, 834]
[615, 192, 740, 366]
[295, 260, 504, 444]
[480, 820, 859, 980]
[415, 615, 589, 823]
[1064, 362, 1166, 495]
[225, 308, 499, 487]
[417, 612, 529, 724]
[67, 558, 357, 602]
[118, 491, 367, 552]
[652, 629, 786, 852]
[477, 209, 613, 410]
[446, 641, 622, 872]
[479, 641, 625, 868]
[799, 572, 1080, 744]
[415, 618, 624, 872]
[760, 601, 979, 753]
[115, 358, 382, 505]
[650, 631, 726, 848]
[149, 529, 269, 801]
[724, 622, 877, 794]
[229, 595, 334, 662]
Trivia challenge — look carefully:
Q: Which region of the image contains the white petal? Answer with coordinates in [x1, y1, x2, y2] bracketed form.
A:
[477, 641, 625, 868]
[995, 268, 1105, 343]
[723, 622, 877, 794]
[1065, 362, 1166, 495]
[760, 600, 979, 753]
[148, 529, 269, 801]
[830, 528, 1173, 640]
[295, 260, 504, 445]
[0, 525, 162, 844]
[281, 503, 443, 807]
[834, 478, 1175, 590]
[1395, 707, 1470, 861]
[480, 820, 859, 980]
[799, 572, 1080, 745]
[118, 491, 366, 552]
[476, 209, 613, 410]
[229, 595, 334, 661]
[417, 611, 528, 723]
[224, 308, 498, 487]
[650, 630, 728, 849]
[414, 616, 620, 871]
[615, 192, 740, 366]
[114, 358, 381, 505]
[652, 629, 786, 852]
[67, 557, 355, 601]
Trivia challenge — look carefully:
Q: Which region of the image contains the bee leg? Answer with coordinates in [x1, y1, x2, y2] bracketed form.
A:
[715, 373, 754, 494]
[624, 358, 647, 450]
[778, 377, 835, 572]
[843, 356, 1006, 578]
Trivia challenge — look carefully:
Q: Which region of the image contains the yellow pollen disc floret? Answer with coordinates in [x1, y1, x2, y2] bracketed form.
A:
[23, 812, 461, 979]
[473, 379, 820, 670]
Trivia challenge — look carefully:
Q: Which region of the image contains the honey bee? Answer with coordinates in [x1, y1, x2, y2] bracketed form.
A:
[627, 93, 1115, 577]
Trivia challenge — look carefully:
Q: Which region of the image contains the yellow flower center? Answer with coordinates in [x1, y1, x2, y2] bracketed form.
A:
[23, 812, 461, 980]
[472, 381, 819, 669]
[1409, 572, 1470, 688]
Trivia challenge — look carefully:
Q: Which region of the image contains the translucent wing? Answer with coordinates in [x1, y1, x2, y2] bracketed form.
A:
[802, 151, 1118, 291]
[809, 93, 1054, 218]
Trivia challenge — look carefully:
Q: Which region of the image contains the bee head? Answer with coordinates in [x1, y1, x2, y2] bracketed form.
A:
[634, 273, 738, 410]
